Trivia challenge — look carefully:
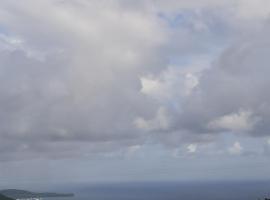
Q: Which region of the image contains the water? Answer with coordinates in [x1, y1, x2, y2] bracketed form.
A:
[44, 181, 270, 200]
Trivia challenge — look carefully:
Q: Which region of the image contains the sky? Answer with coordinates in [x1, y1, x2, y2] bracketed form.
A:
[1, 0, 270, 189]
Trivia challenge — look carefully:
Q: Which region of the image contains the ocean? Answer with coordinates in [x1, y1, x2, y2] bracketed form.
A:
[44, 181, 270, 200]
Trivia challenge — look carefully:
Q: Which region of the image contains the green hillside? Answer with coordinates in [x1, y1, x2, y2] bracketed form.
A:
[0, 194, 14, 200]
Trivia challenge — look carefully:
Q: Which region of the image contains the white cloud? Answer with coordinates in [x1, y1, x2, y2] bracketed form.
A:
[228, 141, 243, 155]
[134, 107, 171, 131]
[140, 77, 163, 98]
[187, 144, 197, 153]
[267, 138, 270, 146]
[185, 73, 199, 96]
[208, 110, 257, 132]
[140, 67, 200, 103]
[125, 145, 142, 158]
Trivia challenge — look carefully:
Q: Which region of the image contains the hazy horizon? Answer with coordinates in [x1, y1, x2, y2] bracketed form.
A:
[3, 180, 270, 200]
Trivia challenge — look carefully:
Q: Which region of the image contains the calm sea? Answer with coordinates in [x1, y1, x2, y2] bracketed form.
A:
[44, 181, 270, 200]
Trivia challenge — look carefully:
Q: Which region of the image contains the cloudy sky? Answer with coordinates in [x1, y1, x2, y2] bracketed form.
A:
[1, 0, 270, 188]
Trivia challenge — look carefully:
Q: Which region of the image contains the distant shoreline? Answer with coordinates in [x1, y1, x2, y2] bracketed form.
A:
[0, 190, 74, 200]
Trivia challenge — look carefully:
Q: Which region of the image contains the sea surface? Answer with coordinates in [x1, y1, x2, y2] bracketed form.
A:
[44, 181, 270, 200]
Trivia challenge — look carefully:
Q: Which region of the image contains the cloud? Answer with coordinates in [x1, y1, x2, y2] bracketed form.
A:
[0, 0, 170, 160]
[187, 144, 197, 153]
[228, 142, 243, 155]
[140, 68, 199, 101]
[177, 22, 270, 138]
[134, 107, 171, 132]
[141, 17, 270, 147]
[0, 0, 270, 161]
[208, 110, 257, 132]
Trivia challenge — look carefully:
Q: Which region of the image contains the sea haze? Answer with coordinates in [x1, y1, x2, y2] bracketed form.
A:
[45, 181, 270, 200]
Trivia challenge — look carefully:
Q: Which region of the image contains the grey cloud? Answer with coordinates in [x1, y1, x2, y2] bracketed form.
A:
[0, 0, 270, 161]
[0, 0, 169, 160]
[158, 21, 270, 144]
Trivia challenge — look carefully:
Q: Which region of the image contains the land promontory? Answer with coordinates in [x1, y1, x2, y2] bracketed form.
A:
[0, 189, 74, 199]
